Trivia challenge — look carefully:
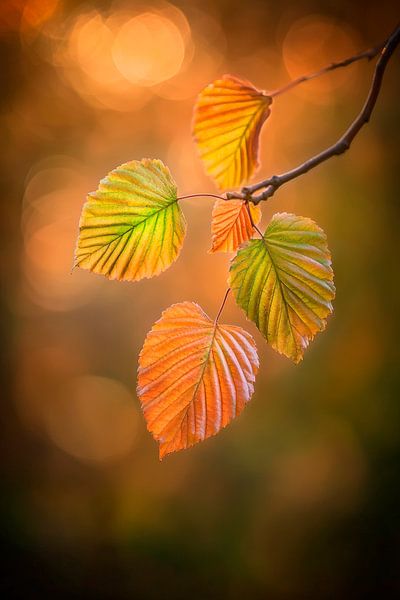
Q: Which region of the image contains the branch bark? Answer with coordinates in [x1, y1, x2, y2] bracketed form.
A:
[227, 24, 400, 204]
[269, 42, 384, 98]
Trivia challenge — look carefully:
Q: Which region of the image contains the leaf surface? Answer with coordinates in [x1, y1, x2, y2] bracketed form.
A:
[210, 199, 261, 253]
[74, 158, 186, 281]
[193, 75, 272, 190]
[229, 213, 335, 363]
[137, 301, 259, 458]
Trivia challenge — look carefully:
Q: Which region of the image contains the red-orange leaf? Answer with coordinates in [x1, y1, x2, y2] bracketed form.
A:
[193, 75, 272, 190]
[210, 199, 262, 253]
[137, 302, 259, 459]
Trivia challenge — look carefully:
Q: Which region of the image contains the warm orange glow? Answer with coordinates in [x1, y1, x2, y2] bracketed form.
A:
[5, 1, 399, 591]
[112, 12, 186, 86]
[21, 158, 101, 311]
[21, 0, 59, 30]
[68, 12, 122, 85]
[55, 5, 191, 109]
[0, 0, 58, 33]
[45, 375, 138, 464]
[282, 16, 360, 102]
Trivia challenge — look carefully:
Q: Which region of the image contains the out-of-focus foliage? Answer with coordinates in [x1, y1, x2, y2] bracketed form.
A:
[193, 75, 272, 189]
[138, 301, 258, 458]
[229, 213, 335, 363]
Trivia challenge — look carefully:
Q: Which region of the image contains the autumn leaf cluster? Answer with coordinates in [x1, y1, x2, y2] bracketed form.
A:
[74, 75, 335, 458]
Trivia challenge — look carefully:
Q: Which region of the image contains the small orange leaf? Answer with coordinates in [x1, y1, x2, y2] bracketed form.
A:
[193, 75, 272, 190]
[210, 199, 262, 253]
[137, 302, 259, 459]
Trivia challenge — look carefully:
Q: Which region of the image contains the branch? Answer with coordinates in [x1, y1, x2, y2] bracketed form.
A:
[269, 42, 384, 98]
[227, 24, 400, 204]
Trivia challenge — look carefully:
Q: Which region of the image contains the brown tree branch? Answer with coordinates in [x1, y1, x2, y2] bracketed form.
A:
[226, 24, 400, 205]
[269, 43, 384, 98]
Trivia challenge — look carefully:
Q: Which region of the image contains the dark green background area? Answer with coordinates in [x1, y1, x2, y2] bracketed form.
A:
[1, 0, 399, 598]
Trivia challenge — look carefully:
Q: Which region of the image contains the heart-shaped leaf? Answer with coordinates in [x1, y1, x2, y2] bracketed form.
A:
[137, 301, 259, 459]
[210, 199, 261, 253]
[229, 213, 335, 363]
[74, 158, 186, 281]
[193, 75, 272, 190]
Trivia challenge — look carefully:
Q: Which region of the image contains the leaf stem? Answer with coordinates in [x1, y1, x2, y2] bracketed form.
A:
[245, 200, 264, 239]
[253, 224, 265, 239]
[214, 288, 231, 324]
[177, 193, 226, 201]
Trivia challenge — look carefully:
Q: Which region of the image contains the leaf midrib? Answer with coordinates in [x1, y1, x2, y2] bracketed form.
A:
[77, 197, 178, 263]
[174, 320, 220, 443]
[225, 101, 267, 163]
[205, 98, 268, 182]
[213, 202, 249, 250]
[263, 237, 298, 350]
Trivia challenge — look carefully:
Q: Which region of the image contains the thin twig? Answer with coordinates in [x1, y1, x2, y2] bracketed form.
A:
[214, 288, 231, 324]
[269, 43, 384, 98]
[227, 23, 400, 204]
[177, 193, 226, 201]
[245, 200, 264, 239]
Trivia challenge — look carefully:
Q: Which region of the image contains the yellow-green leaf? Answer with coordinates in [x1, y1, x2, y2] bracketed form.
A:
[229, 213, 335, 363]
[193, 75, 272, 190]
[74, 158, 186, 282]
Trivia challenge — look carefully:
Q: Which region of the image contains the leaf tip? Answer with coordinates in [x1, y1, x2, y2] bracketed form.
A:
[292, 353, 304, 365]
[158, 443, 172, 461]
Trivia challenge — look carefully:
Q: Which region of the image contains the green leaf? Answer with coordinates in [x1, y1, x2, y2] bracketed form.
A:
[74, 158, 186, 282]
[228, 212, 335, 363]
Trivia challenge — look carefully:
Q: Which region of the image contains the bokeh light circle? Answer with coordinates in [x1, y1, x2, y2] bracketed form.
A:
[282, 16, 359, 101]
[112, 12, 185, 86]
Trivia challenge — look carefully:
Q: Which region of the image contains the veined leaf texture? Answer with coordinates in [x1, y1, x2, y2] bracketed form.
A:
[229, 213, 335, 363]
[74, 158, 186, 282]
[210, 199, 262, 253]
[137, 302, 259, 458]
[193, 75, 272, 190]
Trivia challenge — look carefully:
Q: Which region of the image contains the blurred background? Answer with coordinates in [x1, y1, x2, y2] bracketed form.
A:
[1, 0, 399, 598]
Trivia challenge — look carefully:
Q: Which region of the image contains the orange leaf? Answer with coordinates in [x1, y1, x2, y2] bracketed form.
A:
[193, 75, 272, 190]
[137, 302, 259, 459]
[210, 199, 262, 253]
